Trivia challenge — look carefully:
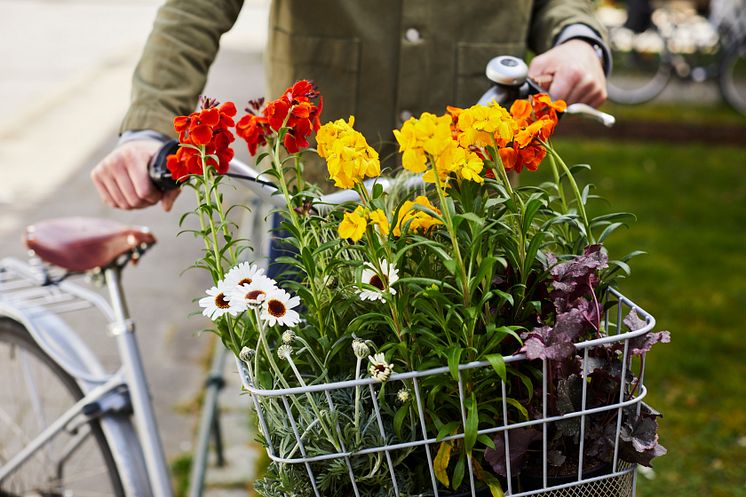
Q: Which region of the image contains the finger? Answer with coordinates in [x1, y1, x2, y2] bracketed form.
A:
[110, 166, 146, 209]
[160, 188, 181, 212]
[548, 70, 580, 102]
[527, 54, 551, 79]
[566, 76, 595, 105]
[90, 167, 116, 208]
[99, 170, 131, 209]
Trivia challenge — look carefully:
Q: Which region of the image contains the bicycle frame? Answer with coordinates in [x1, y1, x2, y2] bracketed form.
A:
[0, 259, 168, 495]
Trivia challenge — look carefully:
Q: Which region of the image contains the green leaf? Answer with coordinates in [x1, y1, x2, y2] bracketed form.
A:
[486, 354, 507, 382]
[477, 433, 496, 449]
[511, 370, 534, 400]
[446, 346, 463, 381]
[436, 421, 461, 442]
[452, 453, 466, 490]
[522, 196, 545, 234]
[481, 472, 506, 497]
[503, 397, 529, 421]
[464, 393, 479, 455]
[598, 222, 626, 243]
[455, 212, 485, 228]
[394, 404, 409, 439]
[434, 441, 452, 487]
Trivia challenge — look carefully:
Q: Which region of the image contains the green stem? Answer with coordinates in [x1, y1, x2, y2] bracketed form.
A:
[269, 136, 328, 338]
[353, 357, 363, 443]
[431, 168, 471, 310]
[286, 356, 341, 450]
[544, 143, 595, 244]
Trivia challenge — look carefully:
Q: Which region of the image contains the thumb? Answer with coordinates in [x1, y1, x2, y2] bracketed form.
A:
[160, 188, 181, 212]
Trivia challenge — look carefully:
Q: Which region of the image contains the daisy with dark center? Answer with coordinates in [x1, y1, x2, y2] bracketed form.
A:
[199, 282, 244, 320]
[228, 275, 276, 307]
[358, 259, 400, 303]
[368, 353, 394, 382]
[260, 288, 301, 328]
[223, 262, 266, 289]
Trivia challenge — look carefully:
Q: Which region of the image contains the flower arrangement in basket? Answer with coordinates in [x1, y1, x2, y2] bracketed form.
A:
[167, 81, 669, 497]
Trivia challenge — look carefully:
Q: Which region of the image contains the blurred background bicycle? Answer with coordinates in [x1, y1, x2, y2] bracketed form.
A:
[596, 0, 746, 113]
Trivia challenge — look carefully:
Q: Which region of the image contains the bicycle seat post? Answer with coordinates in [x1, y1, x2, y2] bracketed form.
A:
[104, 266, 174, 497]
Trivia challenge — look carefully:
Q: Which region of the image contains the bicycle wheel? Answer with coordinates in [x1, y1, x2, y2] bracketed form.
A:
[600, 5, 673, 104]
[0, 318, 124, 497]
[719, 42, 746, 115]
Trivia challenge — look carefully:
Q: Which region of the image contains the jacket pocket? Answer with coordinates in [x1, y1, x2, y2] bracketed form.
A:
[268, 28, 361, 119]
[454, 41, 525, 107]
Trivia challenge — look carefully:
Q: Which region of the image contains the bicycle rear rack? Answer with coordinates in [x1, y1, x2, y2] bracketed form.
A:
[0, 257, 115, 320]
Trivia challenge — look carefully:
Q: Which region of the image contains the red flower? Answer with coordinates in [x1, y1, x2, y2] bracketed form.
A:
[240, 80, 323, 154]
[167, 97, 237, 181]
[236, 114, 269, 155]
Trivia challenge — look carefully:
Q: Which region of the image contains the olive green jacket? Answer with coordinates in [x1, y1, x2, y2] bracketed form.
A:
[121, 0, 603, 147]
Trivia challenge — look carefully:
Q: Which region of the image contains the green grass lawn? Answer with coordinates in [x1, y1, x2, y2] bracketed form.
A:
[531, 137, 746, 497]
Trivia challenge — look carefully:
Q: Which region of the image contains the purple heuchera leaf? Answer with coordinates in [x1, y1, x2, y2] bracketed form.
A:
[549, 245, 608, 304]
[484, 428, 542, 477]
[623, 309, 671, 356]
[618, 413, 667, 467]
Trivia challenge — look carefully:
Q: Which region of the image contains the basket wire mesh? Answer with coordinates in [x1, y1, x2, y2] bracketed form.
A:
[238, 288, 653, 497]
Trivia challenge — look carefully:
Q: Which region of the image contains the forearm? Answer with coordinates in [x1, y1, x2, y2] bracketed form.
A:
[120, 0, 244, 137]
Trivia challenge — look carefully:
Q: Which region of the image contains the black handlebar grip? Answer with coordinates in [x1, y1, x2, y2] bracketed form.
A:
[148, 139, 181, 192]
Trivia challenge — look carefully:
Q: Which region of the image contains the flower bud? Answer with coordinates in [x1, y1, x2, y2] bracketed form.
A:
[239, 347, 255, 363]
[282, 330, 296, 344]
[352, 339, 370, 359]
[277, 344, 293, 361]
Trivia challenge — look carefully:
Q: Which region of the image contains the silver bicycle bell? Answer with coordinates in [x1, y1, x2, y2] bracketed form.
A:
[477, 56, 531, 106]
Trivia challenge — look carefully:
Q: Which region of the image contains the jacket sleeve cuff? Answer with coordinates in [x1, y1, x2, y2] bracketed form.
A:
[118, 129, 172, 147]
[119, 106, 179, 141]
[554, 23, 612, 75]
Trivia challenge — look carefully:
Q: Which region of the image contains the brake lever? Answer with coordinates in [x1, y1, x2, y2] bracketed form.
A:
[564, 103, 616, 127]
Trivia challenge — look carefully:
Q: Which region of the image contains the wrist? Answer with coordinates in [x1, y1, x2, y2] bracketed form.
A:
[554, 24, 612, 75]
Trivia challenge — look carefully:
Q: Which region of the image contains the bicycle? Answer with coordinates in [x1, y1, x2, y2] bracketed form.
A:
[597, 0, 746, 114]
[0, 57, 615, 496]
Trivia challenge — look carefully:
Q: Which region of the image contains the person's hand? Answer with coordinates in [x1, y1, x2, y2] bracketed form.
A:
[91, 140, 180, 212]
[528, 39, 607, 108]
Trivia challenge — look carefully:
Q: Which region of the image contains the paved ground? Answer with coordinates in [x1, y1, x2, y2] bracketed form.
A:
[1, 0, 270, 494]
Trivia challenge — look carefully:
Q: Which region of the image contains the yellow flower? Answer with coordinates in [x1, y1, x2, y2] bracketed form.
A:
[394, 196, 443, 237]
[318, 117, 380, 189]
[394, 113, 453, 177]
[457, 150, 485, 184]
[338, 206, 368, 241]
[456, 102, 515, 149]
[368, 209, 390, 236]
[394, 111, 487, 185]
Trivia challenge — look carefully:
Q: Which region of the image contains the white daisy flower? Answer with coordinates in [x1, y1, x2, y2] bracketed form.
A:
[368, 353, 394, 382]
[228, 275, 277, 307]
[396, 388, 411, 403]
[352, 338, 370, 359]
[260, 288, 301, 328]
[223, 262, 266, 289]
[199, 282, 244, 321]
[277, 344, 293, 361]
[358, 259, 400, 303]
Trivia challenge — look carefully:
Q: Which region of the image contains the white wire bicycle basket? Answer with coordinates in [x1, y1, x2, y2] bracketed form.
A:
[237, 288, 659, 497]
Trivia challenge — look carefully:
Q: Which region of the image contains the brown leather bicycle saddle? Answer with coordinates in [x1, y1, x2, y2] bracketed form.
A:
[24, 217, 156, 272]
